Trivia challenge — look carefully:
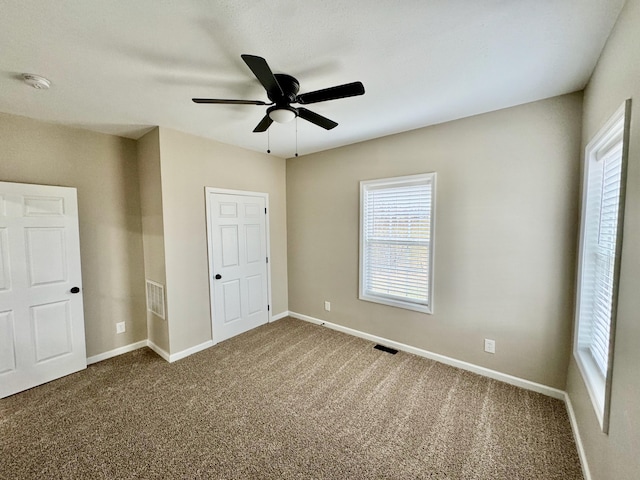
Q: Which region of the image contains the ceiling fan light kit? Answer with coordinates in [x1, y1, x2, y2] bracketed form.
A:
[192, 54, 365, 133]
[268, 106, 297, 123]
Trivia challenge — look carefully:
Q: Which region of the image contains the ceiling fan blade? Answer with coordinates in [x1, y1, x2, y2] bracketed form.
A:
[253, 115, 274, 133]
[296, 81, 365, 105]
[192, 98, 270, 105]
[191, 98, 272, 105]
[297, 108, 338, 130]
[241, 54, 284, 99]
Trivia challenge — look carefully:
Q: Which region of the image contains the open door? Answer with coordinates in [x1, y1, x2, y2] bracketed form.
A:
[0, 181, 86, 398]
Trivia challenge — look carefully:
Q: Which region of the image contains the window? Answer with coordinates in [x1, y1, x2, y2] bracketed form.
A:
[574, 100, 630, 433]
[359, 173, 436, 314]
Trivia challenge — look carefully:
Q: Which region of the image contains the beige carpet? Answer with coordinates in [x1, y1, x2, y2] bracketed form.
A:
[1, 317, 582, 479]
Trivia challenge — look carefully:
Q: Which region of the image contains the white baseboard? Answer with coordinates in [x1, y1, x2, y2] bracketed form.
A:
[565, 392, 591, 480]
[88, 338, 214, 365]
[169, 340, 214, 363]
[289, 311, 565, 400]
[147, 340, 170, 362]
[87, 340, 148, 365]
[270, 311, 290, 322]
[87, 314, 564, 401]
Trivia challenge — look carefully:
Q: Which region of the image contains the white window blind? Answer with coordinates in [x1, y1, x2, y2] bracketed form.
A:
[589, 146, 622, 375]
[359, 173, 435, 313]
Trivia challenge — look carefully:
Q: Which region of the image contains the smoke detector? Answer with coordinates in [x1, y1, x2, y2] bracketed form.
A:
[22, 74, 51, 89]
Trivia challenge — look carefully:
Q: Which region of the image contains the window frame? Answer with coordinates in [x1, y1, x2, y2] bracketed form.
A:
[573, 99, 631, 433]
[359, 172, 436, 314]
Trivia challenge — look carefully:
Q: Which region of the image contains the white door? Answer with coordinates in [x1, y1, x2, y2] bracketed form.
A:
[206, 190, 270, 343]
[0, 181, 86, 398]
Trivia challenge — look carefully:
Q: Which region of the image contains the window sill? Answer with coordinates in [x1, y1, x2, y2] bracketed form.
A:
[359, 292, 432, 314]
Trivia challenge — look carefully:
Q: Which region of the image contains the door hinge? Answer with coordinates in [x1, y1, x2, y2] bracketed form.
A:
[266, 257, 269, 263]
[268, 305, 270, 311]
[264, 207, 267, 214]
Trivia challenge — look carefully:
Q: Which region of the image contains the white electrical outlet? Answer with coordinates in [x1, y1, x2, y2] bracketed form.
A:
[484, 339, 495, 354]
[324, 301, 331, 312]
[116, 322, 126, 334]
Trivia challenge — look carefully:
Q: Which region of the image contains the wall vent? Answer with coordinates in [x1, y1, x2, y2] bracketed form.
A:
[145, 280, 165, 319]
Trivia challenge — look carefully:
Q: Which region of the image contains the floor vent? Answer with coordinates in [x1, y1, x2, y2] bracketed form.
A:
[374, 344, 398, 355]
[145, 280, 165, 319]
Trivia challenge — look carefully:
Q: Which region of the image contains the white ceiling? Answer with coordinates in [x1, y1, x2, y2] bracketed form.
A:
[0, 0, 625, 158]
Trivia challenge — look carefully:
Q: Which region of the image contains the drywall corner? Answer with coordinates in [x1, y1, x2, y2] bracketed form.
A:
[137, 127, 170, 353]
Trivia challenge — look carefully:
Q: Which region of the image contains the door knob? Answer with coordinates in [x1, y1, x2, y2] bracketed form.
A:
[215, 274, 222, 280]
[70, 287, 80, 294]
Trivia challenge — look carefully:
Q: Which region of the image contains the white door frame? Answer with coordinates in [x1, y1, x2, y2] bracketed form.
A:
[204, 187, 273, 344]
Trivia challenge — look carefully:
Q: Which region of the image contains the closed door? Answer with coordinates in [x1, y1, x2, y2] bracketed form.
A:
[0, 181, 86, 398]
[207, 190, 270, 343]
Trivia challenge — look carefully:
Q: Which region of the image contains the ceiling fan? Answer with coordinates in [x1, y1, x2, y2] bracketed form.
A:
[192, 54, 365, 132]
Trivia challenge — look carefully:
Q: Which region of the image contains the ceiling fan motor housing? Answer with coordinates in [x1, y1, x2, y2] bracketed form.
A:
[271, 74, 300, 104]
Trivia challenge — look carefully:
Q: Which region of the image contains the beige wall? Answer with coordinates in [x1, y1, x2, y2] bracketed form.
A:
[157, 127, 288, 354]
[566, 0, 640, 478]
[287, 93, 582, 389]
[137, 128, 170, 352]
[0, 112, 146, 357]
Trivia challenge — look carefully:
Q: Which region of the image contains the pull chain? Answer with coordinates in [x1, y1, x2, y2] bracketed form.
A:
[267, 128, 271, 154]
[295, 116, 299, 157]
